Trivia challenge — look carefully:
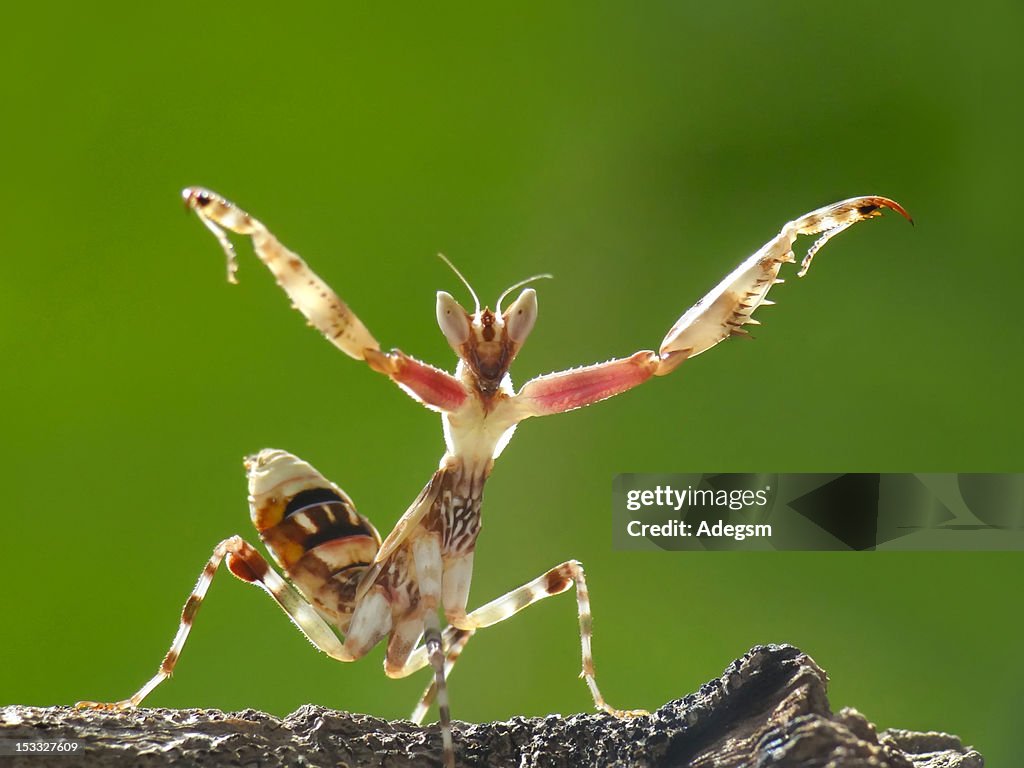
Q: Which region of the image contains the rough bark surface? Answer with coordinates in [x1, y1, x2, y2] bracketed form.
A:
[1, 645, 983, 767]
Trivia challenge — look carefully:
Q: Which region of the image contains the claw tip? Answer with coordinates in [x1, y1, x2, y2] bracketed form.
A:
[878, 197, 914, 226]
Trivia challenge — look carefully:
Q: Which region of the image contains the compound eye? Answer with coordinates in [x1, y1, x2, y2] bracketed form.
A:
[436, 291, 471, 347]
[504, 288, 537, 344]
[501, 288, 536, 346]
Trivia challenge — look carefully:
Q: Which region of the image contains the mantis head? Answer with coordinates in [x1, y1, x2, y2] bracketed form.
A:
[434, 256, 549, 393]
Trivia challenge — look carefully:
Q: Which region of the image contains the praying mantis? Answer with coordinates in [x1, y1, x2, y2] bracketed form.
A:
[78, 187, 910, 767]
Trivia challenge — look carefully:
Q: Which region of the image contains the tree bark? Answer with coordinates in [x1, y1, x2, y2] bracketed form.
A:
[0, 644, 983, 767]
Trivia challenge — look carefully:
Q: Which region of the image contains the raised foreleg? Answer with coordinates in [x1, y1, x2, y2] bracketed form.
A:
[513, 196, 911, 417]
[183, 187, 467, 413]
[656, 196, 912, 373]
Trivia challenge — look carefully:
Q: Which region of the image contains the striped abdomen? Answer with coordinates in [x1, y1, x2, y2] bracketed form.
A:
[246, 449, 381, 630]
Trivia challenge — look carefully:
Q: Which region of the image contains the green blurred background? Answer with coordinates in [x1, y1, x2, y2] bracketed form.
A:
[2, 3, 1021, 763]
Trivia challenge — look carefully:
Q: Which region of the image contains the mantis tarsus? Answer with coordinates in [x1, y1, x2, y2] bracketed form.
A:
[78, 188, 911, 768]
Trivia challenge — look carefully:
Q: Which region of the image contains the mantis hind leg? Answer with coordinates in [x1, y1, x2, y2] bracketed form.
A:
[76, 536, 365, 711]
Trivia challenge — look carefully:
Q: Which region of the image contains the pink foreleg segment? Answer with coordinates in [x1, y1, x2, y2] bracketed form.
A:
[365, 348, 469, 413]
[515, 351, 659, 417]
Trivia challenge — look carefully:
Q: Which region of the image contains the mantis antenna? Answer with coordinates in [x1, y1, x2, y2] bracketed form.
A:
[437, 253, 481, 315]
[496, 272, 554, 315]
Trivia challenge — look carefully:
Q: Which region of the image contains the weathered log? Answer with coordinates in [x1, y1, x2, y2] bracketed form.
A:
[0, 645, 983, 767]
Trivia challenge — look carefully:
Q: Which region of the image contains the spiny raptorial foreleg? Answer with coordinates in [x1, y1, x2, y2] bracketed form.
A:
[655, 196, 912, 374]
